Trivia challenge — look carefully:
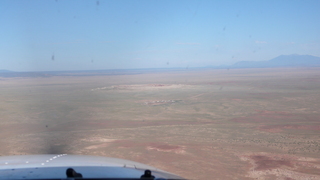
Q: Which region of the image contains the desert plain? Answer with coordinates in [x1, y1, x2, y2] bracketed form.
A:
[1, 68, 320, 179]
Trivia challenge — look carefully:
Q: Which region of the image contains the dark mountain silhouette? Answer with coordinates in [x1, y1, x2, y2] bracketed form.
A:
[231, 54, 320, 68]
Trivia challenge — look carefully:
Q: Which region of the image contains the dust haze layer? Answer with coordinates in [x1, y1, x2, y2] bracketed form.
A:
[1, 68, 320, 180]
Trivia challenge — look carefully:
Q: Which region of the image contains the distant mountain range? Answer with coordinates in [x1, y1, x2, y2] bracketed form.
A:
[1, 54, 320, 77]
[230, 54, 320, 68]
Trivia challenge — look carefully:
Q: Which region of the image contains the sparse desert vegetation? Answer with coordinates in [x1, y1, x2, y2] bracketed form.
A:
[1, 68, 320, 179]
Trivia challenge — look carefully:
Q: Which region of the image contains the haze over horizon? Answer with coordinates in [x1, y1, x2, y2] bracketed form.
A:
[1, 0, 320, 71]
[2, 54, 320, 73]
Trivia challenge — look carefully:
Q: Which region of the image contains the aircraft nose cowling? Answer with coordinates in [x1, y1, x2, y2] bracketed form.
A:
[0, 154, 184, 179]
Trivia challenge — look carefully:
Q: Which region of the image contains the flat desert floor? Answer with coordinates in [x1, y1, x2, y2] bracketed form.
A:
[1, 68, 320, 179]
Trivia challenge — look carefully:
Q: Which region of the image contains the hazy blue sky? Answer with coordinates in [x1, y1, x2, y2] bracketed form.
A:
[1, 0, 320, 71]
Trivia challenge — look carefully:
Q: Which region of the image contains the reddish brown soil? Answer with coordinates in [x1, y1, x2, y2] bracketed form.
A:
[284, 177, 295, 180]
[241, 153, 320, 179]
[250, 155, 294, 171]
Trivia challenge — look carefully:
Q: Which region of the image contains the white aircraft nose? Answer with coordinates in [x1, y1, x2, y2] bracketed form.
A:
[0, 154, 184, 179]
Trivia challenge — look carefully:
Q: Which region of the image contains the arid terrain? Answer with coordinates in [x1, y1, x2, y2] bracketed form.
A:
[1, 68, 320, 179]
